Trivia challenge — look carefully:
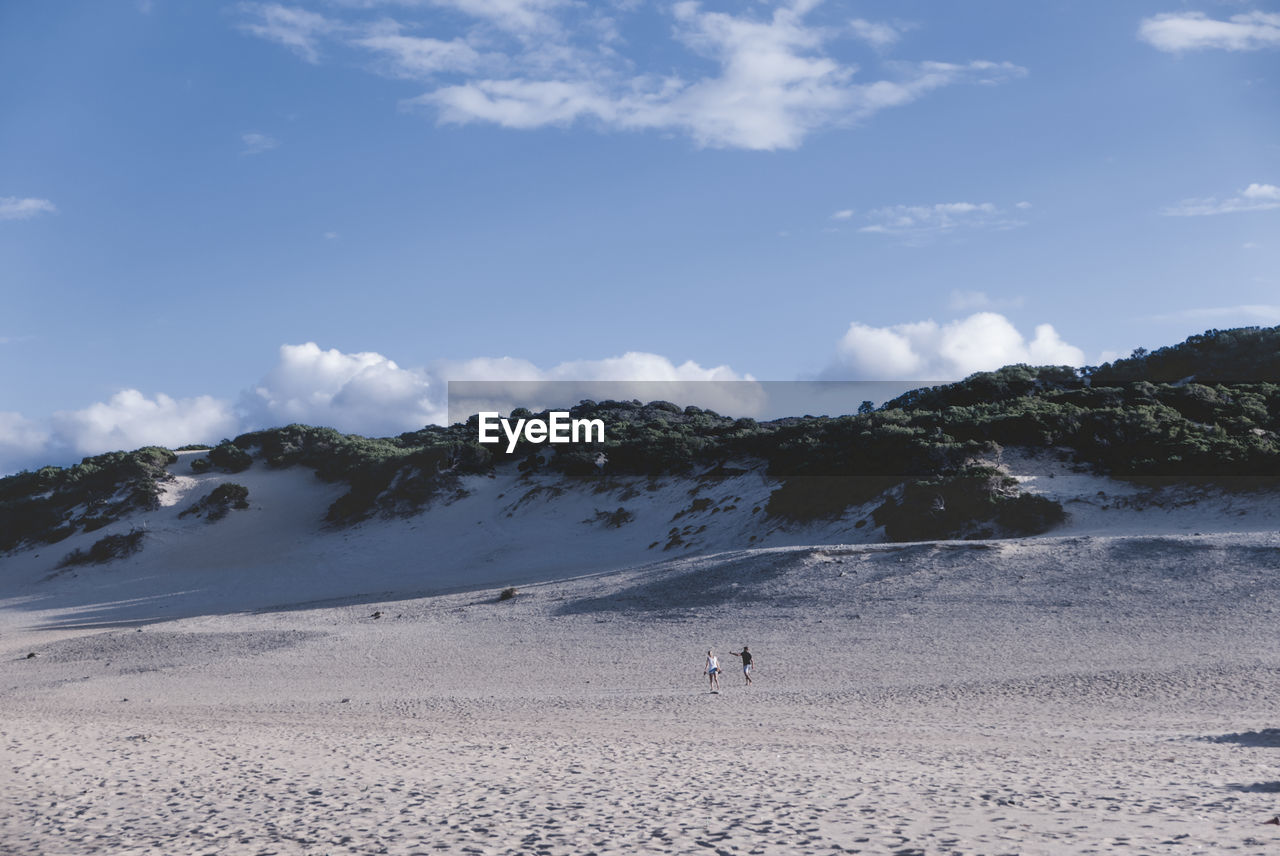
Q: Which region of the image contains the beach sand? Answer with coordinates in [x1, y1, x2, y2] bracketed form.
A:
[5, 534, 1280, 855]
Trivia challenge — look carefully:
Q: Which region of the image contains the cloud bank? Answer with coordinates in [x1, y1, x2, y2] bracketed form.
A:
[0, 316, 1091, 473]
[0, 344, 748, 474]
[1139, 11, 1280, 52]
[1162, 183, 1280, 216]
[858, 201, 1027, 242]
[824, 312, 1085, 380]
[0, 197, 57, 220]
[244, 343, 443, 436]
[241, 132, 280, 155]
[50, 391, 241, 458]
[237, 1, 1024, 150]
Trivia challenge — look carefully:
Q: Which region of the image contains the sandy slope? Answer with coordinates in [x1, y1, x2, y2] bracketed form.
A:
[6, 449, 1280, 630]
[4, 454, 1280, 854]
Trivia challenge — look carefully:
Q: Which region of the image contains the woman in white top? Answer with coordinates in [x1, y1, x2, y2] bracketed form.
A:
[705, 650, 721, 692]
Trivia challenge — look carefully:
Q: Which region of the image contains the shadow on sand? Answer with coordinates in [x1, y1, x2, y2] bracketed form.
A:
[1226, 781, 1280, 793]
[10, 581, 513, 632]
[1202, 729, 1280, 748]
[553, 552, 792, 617]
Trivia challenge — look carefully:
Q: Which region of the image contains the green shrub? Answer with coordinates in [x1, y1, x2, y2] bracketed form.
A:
[588, 507, 634, 528]
[0, 448, 174, 550]
[765, 476, 900, 521]
[57, 529, 146, 567]
[208, 441, 252, 473]
[873, 467, 1066, 542]
[995, 492, 1067, 534]
[179, 483, 250, 522]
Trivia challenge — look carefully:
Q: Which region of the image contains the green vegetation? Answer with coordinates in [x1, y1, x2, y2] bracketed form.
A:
[208, 441, 252, 473]
[179, 483, 250, 522]
[872, 467, 1067, 542]
[588, 507, 635, 528]
[1088, 326, 1280, 384]
[56, 529, 147, 568]
[0, 447, 175, 552]
[229, 423, 492, 524]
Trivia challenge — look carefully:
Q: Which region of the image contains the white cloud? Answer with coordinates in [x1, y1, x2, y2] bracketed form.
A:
[431, 0, 568, 34]
[848, 18, 901, 49]
[243, 342, 445, 436]
[825, 312, 1085, 380]
[860, 201, 1026, 242]
[423, 55, 1024, 150]
[241, 0, 1025, 151]
[51, 390, 239, 457]
[432, 350, 748, 391]
[353, 21, 486, 78]
[0, 412, 51, 474]
[423, 79, 623, 130]
[1162, 182, 1280, 216]
[831, 209, 853, 220]
[240, 3, 339, 63]
[439, 351, 760, 420]
[322, 0, 573, 32]
[543, 352, 745, 383]
[1139, 11, 1280, 52]
[242, 343, 754, 436]
[633, 10, 1025, 150]
[2, 343, 757, 472]
[241, 132, 280, 155]
[0, 197, 57, 220]
[1233, 182, 1274, 200]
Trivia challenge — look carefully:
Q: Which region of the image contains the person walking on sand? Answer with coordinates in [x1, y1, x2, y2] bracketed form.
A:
[705, 650, 721, 692]
[729, 646, 754, 685]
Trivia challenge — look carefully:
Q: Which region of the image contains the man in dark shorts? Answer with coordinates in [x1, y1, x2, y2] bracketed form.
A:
[729, 646, 753, 685]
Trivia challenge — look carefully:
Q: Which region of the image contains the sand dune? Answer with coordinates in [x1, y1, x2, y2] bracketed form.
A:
[5, 531, 1280, 854]
[4, 453, 1280, 853]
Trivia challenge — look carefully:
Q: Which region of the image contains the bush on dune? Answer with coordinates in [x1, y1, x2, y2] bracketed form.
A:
[872, 467, 1066, 542]
[179, 483, 250, 522]
[0, 448, 175, 551]
[208, 441, 252, 473]
[56, 529, 146, 568]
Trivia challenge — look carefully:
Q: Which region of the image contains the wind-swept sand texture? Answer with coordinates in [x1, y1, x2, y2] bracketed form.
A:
[5, 535, 1280, 854]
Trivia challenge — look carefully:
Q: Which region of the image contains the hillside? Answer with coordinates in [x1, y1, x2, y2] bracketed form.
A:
[2, 325, 1279, 623]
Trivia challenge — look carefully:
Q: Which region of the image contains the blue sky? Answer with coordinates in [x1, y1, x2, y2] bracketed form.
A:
[1, 0, 1278, 472]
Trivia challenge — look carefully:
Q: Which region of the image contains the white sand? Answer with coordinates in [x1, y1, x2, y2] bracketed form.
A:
[4, 454, 1280, 854]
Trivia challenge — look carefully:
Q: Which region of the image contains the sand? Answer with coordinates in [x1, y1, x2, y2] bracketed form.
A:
[5, 533, 1280, 855]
